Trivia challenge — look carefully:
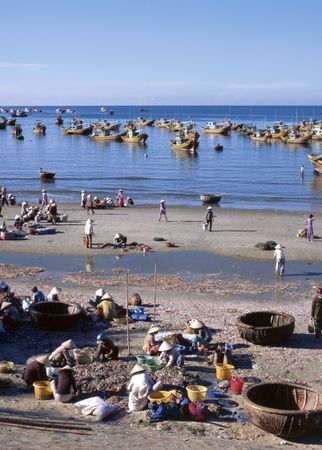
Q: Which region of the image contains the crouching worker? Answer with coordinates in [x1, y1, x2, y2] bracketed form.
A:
[159, 341, 185, 368]
[188, 319, 212, 352]
[51, 365, 76, 403]
[128, 364, 162, 412]
[96, 333, 119, 361]
[114, 233, 127, 247]
[49, 339, 77, 367]
[22, 355, 49, 386]
[143, 325, 160, 356]
[96, 292, 117, 321]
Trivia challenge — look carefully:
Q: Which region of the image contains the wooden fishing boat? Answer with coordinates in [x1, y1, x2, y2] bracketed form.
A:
[12, 124, 24, 140]
[93, 120, 120, 131]
[134, 118, 155, 127]
[6, 118, 16, 126]
[250, 132, 271, 143]
[307, 153, 322, 174]
[236, 311, 295, 345]
[90, 128, 123, 141]
[311, 124, 322, 140]
[0, 116, 6, 129]
[200, 194, 221, 204]
[202, 121, 231, 135]
[62, 119, 92, 135]
[40, 169, 55, 179]
[122, 130, 148, 144]
[231, 122, 243, 130]
[281, 131, 311, 144]
[242, 382, 322, 438]
[154, 118, 170, 128]
[33, 120, 46, 135]
[55, 116, 63, 125]
[30, 301, 82, 330]
[167, 120, 183, 132]
[170, 132, 199, 154]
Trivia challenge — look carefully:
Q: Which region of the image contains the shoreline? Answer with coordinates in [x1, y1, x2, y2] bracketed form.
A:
[0, 204, 319, 262]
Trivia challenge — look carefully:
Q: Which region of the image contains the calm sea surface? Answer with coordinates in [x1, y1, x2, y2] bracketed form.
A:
[1, 105, 322, 211]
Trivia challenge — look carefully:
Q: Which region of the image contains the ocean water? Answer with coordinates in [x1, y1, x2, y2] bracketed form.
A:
[1, 105, 322, 211]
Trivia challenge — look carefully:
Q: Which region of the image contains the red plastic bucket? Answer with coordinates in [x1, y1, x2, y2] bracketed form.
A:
[230, 376, 244, 395]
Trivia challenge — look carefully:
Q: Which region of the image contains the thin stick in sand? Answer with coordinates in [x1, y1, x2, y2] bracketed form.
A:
[153, 259, 157, 322]
[126, 271, 130, 356]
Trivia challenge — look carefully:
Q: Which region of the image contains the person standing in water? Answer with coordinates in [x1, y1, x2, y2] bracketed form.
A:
[300, 165, 305, 177]
[273, 244, 285, 276]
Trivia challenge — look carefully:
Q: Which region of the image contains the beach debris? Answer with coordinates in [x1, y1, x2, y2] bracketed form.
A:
[0, 263, 44, 279]
[153, 237, 167, 241]
[254, 241, 277, 251]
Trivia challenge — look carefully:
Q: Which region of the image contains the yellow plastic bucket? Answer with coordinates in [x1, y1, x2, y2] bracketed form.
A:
[148, 390, 171, 404]
[186, 385, 208, 402]
[33, 381, 53, 400]
[215, 363, 235, 380]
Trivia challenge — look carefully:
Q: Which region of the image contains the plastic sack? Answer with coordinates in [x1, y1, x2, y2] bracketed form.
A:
[74, 396, 118, 420]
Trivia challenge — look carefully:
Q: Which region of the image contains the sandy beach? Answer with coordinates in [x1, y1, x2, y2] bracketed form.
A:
[0, 204, 322, 449]
[0, 275, 321, 450]
[0, 204, 320, 261]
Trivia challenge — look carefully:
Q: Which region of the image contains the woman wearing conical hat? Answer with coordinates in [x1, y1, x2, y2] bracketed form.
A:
[22, 355, 50, 386]
[49, 339, 77, 367]
[159, 341, 185, 368]
[142, 325, 161, 355]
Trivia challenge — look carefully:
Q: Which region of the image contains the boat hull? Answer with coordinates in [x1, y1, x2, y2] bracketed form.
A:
[91, 133, 123, 141]
[122, 134, 148, 144]
[202, 125, 230, 135]
[63, 126, 92, 135]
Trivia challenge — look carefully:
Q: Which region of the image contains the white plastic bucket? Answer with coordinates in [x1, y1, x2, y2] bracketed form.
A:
[202, 222, 208, 231]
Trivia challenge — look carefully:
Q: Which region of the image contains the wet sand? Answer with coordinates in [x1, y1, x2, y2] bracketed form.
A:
[0, 204, 319, 261]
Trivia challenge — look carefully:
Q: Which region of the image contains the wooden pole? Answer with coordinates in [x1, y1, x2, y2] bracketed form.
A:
[126, 271, 130, 356]
[153, 259, 157, 322]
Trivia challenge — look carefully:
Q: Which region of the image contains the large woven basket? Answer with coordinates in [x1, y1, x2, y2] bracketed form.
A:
[243, 382, 322, 438]
[236, 311, 295, 345]
[30, 301, 82, 330]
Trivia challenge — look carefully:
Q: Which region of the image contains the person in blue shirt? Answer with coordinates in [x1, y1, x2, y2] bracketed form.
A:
[31, 286, 45, 303]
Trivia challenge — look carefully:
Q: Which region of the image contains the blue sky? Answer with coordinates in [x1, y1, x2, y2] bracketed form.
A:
[1, 0, 321, 105]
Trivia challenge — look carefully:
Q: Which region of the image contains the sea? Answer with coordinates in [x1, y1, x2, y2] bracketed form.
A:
[1, 105, 322, 212]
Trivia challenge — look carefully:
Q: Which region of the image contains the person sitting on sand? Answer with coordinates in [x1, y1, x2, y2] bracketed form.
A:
[95, 332, 119, 361]
[21, 201, 28, 216]
[49, 339, 77, 367]
[143, 325, 161, 355]
[31, 286, 45, 304]
[51, 365, 76, 403]
[89, 288, 106, 308]
[114, 233, 127, 247]
[159, 341, 185, 368]
[14, 215, 23, 231]
[0, 301, 21, 332]
[22, 355, 49, 386]
[47, 286, 62, 302]
[187, 319, 212, 351]
[96, 292, 117, 321]
[127, 364, 162, 412]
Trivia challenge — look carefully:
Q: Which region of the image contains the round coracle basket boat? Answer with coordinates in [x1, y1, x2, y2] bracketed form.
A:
[236, 311, 295, 345]
[30, 301, 82, 330]
[200, 194, 221, 204]
[242, 382, 322, 438]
